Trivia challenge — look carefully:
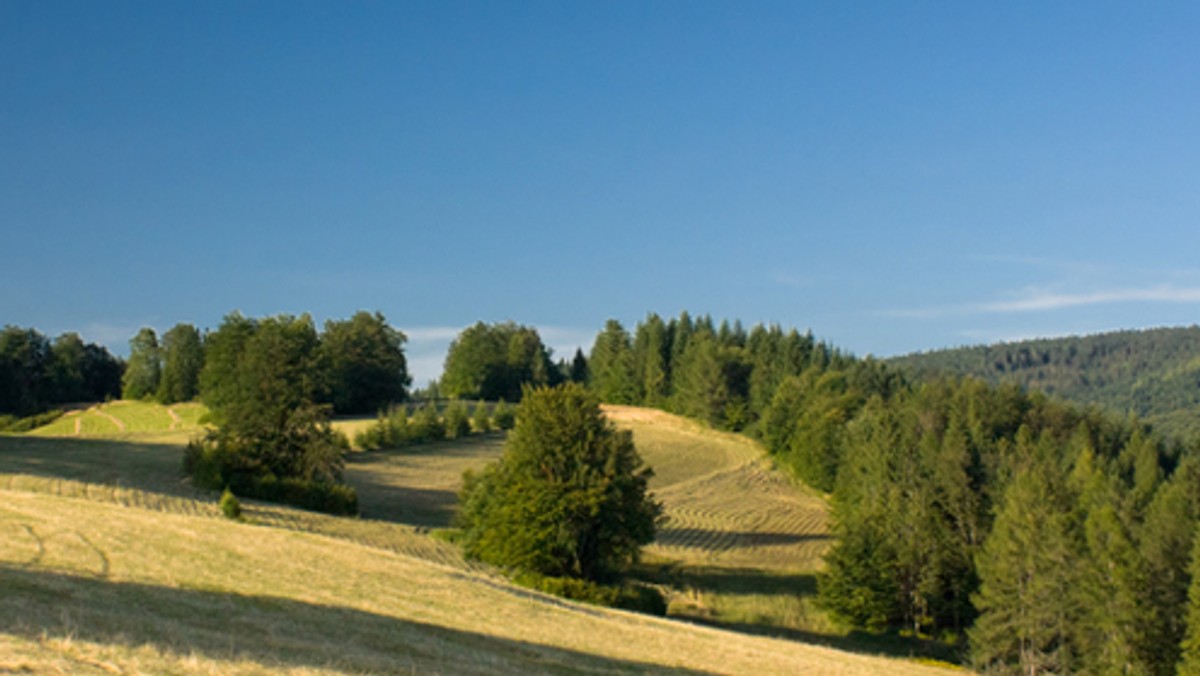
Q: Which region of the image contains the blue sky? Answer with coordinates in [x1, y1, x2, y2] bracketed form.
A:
[3, 2, 1199, 384]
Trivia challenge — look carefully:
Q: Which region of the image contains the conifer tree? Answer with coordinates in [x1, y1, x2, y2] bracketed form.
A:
[587, 319, 638, 404]
[633, 313, 670, 407]
[1181, 522, 1200, 674]
[970, 432, 1081, 674]
[471, 399, 492, 433]
[670, 331, 728, 426]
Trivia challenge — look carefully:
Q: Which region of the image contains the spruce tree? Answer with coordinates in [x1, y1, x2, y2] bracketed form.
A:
[970, 432, 1081, 674]
[1180, 522, 1200, 674]
[587, 319, 638, 404]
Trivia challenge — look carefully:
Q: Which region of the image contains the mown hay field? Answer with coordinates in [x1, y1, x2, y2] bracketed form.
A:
[2, 400, 961, 671]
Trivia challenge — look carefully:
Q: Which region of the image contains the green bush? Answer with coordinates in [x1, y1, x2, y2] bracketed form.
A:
[471, 400, 492, 433]
[355, 405, 409, 450]
[219, 487, 242, 520]
[492, 399, 515, 430]
[408, 404, 445, 443]
[444, 400, 471, 439]
[0, 409, 65, 433]
[513, 572, 666, 616]
[185, 437, 358, 516]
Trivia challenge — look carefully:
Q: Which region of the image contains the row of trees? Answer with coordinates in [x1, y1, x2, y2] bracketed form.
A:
[185, 313, 385, 514]
[0, 326, 122, 416]
[575, 313, 1200, 672]
[440, 321, 568, 401]
[583, 312, 880, 433]
[126, 311, 410, 415]
[892, 325, 1200, 441]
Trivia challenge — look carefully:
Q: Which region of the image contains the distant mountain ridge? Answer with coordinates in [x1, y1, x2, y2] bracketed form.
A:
[889, 325, 1200, 441]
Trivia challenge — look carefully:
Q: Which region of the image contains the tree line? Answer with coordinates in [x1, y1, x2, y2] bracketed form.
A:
[0, 326, 123, 428]
[891, 325, 1200, 442]
[562, 313, 1200, 673]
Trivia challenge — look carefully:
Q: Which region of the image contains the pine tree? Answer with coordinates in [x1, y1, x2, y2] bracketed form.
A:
[471, 399, 492, 433]
[1139, 467, 1197, 673]
[970, 433, 1081, 674]
[587, 319, 638, 404]
[670, 331, 728, 426]
[632, 313, 670, 407]
[1180, 523, 1200, 674]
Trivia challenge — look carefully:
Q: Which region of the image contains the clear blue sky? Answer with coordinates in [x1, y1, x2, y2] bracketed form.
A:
[3, 1, 1199, 384]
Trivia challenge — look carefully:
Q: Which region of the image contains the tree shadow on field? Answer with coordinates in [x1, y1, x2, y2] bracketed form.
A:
[631, 563, 963, 667]
[0, 435, 202, 500]
[0, 564, 711, 675]
[344, 434, 505, 528]
[655, 527, 831, 549]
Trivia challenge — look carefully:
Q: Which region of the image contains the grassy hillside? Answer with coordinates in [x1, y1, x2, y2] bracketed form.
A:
[890, 325, 1200, 440]
[2, 402, 959, 671]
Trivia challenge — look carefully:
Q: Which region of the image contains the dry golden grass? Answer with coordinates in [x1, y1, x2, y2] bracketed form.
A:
[0, 489, 956, 675]
[1, 404, 964, 671]
[604, 405, 831, 571]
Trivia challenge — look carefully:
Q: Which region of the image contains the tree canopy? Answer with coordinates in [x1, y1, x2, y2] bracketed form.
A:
[441, 321, 558, 401]
[320, 311, 410, 414]
[458, 383, 661, 582]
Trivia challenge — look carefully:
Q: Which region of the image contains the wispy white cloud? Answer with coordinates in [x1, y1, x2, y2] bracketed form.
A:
[976, 285, 1200, 313]
[881, 284, 1200, 320]
[772, 271, 810, 289]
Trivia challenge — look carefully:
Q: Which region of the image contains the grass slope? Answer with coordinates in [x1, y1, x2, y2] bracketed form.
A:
[0, 493, 954, 674]
[3, 402, 960, 672]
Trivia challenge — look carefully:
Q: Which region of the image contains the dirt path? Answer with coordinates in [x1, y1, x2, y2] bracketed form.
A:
[93, 408, 126, 433]
[74, 416, 82, 436]
[166, 407, 181, 431]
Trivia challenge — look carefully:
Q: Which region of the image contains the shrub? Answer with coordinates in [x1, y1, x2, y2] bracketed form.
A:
[185, 436, 358, 516]
[471, 400, 492, 433]
[513, 572, 666, 616]
[444, 400, 471, 439]
[408, 404, 444, 443]
[0, 409, 65, 433]
[220, 487, 242, 520]
[355, 405, 409, 450]
[492, 399, 515, 430]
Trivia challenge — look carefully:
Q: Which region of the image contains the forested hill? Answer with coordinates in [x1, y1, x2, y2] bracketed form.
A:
[889, 326, 1200, 440]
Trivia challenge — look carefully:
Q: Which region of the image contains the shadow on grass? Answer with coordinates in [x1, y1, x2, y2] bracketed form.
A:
[631, 563, 964, 667]
[0, 564, 709, 675]
[344, 434, 506, 527]
[0, 435, 200, 500]
[656, 527, 831, 549]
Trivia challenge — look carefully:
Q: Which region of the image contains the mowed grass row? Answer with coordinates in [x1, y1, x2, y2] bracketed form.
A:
[6, 401, 954, 667]
[0, 490, 954, 675]
[603, 406, 831, 572]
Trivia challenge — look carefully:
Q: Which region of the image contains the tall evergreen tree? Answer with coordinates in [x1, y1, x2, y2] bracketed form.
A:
[633, 313, 670, 407]
[970, 431, 1081, 674]
[587, 319, 638, 404]
[670, 330, 728, 426]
